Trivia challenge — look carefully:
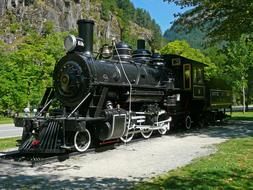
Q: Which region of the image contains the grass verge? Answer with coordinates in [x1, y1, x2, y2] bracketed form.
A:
[134, 137, 253, 190]
[229, 111, 253, 121]
[0, 137, 19, 151]
[0, 117, 13, 124]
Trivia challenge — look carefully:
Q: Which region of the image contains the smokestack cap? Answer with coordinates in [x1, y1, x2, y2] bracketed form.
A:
[137, 39, 146, 50]
[77, 19, 94, 25]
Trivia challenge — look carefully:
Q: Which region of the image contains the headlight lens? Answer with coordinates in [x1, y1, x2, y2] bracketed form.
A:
[64, 35, 77, 52]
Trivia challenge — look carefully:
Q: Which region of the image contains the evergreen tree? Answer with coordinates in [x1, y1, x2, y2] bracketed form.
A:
[164, 0, 253, 41]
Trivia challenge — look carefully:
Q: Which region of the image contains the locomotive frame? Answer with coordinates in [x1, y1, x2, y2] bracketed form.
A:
[14, 19, 232, 154]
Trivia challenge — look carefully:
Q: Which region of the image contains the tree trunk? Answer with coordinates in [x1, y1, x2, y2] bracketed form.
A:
[246, 91, 249, 112]
[242, 85, 246, 114]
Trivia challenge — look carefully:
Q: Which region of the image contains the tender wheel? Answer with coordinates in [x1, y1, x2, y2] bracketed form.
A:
[185, 115, 192, 130]
[210, 112, 216, 124]
[158, 123, 169, 135]
[74, 129, 91, 152]
[198, 119, 204, 128]
[141, 129, 153, 139]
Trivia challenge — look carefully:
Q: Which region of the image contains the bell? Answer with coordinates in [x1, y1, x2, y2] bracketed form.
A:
[102, 45, 112, 59]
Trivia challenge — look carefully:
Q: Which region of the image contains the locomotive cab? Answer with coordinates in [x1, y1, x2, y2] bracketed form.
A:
[163, 54, 207, 129]
[163, 54, 205, 96]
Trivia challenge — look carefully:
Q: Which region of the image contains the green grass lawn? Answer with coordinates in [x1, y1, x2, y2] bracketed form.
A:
[230, 111, 253, 121]
[134, 137, 253, 190]
[0, 137, 19, 151]
[0, 117, 13, 124]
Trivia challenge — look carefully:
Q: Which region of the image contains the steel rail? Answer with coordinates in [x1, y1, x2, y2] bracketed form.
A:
[0, 134, 162, 167]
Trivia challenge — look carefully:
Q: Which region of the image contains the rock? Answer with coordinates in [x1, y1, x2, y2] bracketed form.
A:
[0, 0, 153, 50]
[0, 0, 6, 16]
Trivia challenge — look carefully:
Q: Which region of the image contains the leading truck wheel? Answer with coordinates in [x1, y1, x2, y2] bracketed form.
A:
[185, 115, 192, 130]
[74, 129, 91, 152]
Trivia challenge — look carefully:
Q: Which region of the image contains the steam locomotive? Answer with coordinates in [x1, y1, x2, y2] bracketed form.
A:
[14, 19, 232, 154]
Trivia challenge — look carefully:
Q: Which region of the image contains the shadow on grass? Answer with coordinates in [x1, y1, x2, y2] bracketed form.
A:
[230, 117, 253, 121]
[169, 120, 253, 139]
[137, 168, 253, 190]
[0, 174, 139, 189]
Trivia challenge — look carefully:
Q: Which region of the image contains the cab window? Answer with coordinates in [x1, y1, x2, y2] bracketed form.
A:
[193, 67, 204, 84]
[183, 64, 191, 90]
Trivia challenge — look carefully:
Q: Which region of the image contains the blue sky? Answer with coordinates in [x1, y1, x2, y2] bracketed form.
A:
[130, 0, 192, 34]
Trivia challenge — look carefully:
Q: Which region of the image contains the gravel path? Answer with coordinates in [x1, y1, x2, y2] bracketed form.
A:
[0, 120, 253, 189]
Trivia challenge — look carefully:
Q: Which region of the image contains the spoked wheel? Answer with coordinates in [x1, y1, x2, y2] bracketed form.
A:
[74, 129, 91, 152]
[141, 129, 153, 139]
[185, 115, 192, 130]
[120, 129, 135, 143]
[120, 120, 135, 143]
[158, 123, 170, 135]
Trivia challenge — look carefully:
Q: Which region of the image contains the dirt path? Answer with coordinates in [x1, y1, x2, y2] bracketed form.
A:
[0, 121, 253, 189]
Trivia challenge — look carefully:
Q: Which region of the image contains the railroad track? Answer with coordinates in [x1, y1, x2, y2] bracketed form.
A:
[0, 146, 115, 167]
[0, 121, 229, 168]
[0, 134, 158, 167]
[1, 121, 224, 168]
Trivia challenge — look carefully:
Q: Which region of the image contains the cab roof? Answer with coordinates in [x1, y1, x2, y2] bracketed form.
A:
[163, 54, 208, 67]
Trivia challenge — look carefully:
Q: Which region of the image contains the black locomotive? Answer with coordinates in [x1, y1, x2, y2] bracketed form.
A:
[14, 19, 232, 154]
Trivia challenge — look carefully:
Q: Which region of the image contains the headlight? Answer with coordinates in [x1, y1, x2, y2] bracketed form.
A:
[64, 34, 77, 52]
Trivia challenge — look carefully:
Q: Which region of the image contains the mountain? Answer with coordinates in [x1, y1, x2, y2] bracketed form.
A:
[163, 22, 206, 49]
[0, 0, 163, 112]
[0, 0, 162, 50]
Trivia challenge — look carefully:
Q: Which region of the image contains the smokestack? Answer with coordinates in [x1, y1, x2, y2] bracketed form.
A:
[77, 19, 94, 55]
[137, 39, 145, 49]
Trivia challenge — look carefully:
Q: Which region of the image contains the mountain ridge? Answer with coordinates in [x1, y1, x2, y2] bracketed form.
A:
[163, 21, 206, 49]
[0, 0, 162, 50]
